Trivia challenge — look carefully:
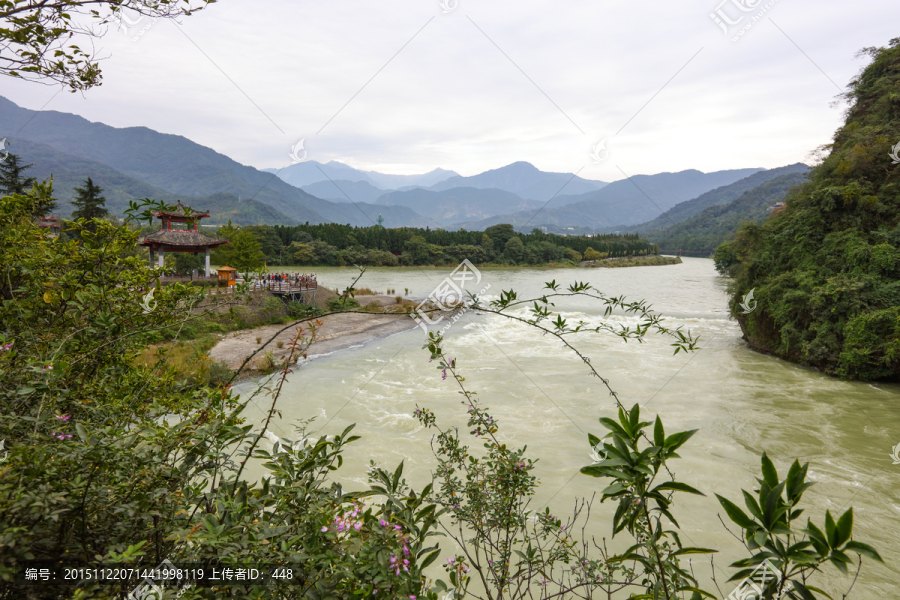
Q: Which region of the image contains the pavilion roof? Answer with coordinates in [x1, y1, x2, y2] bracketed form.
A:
[152, 201, 210, 220]
[139, 228, 228, 248]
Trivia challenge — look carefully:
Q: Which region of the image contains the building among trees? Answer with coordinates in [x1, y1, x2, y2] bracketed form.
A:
[139, 201, 228, 276]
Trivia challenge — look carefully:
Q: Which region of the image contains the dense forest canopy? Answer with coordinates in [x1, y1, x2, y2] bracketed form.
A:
[716, 38, 900, 381]
[202, 221, 659, 269]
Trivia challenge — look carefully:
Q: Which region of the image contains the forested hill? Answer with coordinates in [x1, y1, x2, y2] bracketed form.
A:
[627, 163, 810, 235]
[716, 38, 900, 381]
[649, 171, 809, 254]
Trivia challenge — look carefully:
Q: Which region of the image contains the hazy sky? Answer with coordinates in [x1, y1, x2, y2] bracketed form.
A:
[4, 0, 899, 181]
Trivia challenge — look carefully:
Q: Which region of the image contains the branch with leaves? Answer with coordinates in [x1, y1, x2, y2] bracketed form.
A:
[1, 0, 218, 91]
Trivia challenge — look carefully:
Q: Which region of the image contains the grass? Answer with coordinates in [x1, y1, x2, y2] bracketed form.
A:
[580, 255, 682, 268]
[135, 334, 233, 388]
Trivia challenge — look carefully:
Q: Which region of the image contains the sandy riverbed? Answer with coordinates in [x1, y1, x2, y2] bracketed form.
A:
[208, 295, 419, 372]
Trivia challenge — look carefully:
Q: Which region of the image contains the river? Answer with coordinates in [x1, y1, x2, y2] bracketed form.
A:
[236, 258, 899, 598]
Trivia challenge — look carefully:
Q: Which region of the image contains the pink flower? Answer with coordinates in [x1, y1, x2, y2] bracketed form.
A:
[55, 415, 71, 422]
[394, 525, 402, 530]
[321, 526, 328, 532]
[0, 342, 12, 352]
[354, 522, 361, 531]
[380, 519, 388, 527]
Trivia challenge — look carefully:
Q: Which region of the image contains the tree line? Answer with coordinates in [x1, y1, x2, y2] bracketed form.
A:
[210, 222, 659, 272]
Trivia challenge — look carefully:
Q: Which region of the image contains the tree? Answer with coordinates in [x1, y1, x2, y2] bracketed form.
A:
[583, 247, 602, 261]
[227, 229, 265, 272]
[0, 1, 219, 91]
[71, 177, 108, 230]
[484, 223, 516, 247]
[563, 247, 582, 262]
[721, 38, 900, 380]
[503, 236, 525, 262]
[0, 153, 36, 196]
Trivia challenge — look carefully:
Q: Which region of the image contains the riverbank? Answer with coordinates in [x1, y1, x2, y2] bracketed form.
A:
[579, 255, 682, 268]
[208, 299, 417, 376]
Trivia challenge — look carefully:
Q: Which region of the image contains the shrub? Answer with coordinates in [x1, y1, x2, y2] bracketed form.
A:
[327, 296, 361, 311]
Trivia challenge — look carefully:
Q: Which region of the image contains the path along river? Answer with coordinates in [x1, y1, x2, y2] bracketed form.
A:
[235, 258, 900, 598]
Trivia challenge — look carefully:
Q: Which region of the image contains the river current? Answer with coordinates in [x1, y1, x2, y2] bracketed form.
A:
[236, 258, 899, 598]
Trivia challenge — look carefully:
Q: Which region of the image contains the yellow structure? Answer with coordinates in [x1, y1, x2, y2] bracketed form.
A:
[217, 265, 238, 287]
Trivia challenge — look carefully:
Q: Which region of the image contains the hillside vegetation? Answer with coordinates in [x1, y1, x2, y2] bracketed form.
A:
[628, 163, 809, 235]
[716, 38, 900, 380]
[651, 171, 809, 254]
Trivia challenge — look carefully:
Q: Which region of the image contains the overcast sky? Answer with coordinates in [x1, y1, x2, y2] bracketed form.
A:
[4, 0, 899, 181]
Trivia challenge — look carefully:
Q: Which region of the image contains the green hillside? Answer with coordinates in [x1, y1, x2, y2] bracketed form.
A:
[7, 139, 298, 225]
[649, 172, 808, 253]
[10, 138, 180, 216]
[717, 38, 900, 381]
[628, 163, 809, 235]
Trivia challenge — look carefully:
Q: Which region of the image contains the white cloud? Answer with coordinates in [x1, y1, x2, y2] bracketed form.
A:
[4, 0, 897, 181]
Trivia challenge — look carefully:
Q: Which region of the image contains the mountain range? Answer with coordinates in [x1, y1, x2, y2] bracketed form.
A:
[1, 96, 801, 237]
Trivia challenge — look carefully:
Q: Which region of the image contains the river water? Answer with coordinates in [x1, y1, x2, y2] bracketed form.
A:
[236, 258, 899, 598]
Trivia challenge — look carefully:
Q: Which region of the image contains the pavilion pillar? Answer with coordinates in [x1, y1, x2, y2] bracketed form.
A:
[158, 247, 165, 269]
[149, 248, 155, 269]
[205, 247, 211, 277]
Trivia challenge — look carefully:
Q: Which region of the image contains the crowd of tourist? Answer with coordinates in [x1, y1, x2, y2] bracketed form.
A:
[252, 272, 317, 289]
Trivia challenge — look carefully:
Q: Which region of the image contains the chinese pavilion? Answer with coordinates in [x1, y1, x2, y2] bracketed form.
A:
[139, 202, 228, 276]
[36, 215, 61, 236]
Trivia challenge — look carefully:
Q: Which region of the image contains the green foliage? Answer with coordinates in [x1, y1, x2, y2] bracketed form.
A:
[268, 222, 657, 266]
[581, 404, 713, 598]
[650, 172, 808, 254]
[327, 296, 361, 312]
[0, 189, 443, 599]
[719, 39, 900, 380]
[583, 246, 603, 261]
[0, 1, 218, 91]
[70, 176, 109, 233]
[219, 228, 265, 272]
[0, 153, 40, 210]
[716, 453, 882, 598]
[503, 235, 525, 262]
[0, 187, 881, 599]
[286, 300, 323, 319]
